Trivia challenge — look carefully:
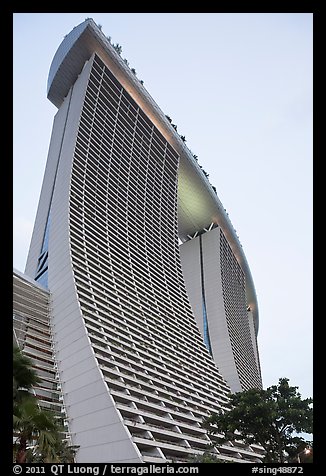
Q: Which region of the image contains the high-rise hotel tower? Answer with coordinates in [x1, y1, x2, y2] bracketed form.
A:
[23, 18, 263, 463]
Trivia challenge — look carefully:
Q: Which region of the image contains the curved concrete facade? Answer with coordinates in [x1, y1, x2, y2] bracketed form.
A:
[24, 19, 263, 463]
[47, 18, 259, 334]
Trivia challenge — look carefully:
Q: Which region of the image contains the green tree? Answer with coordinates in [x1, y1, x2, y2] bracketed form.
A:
[286, 438, 313, 463]
[204, 378, 313, 463]
[26, 432, 79, 463]
[13, 398, 59, 463]
[50, 438, 80, 463]
[13, 345, 40, 404]
[13, 346, 79, 463]
[190, 451, 230, 463]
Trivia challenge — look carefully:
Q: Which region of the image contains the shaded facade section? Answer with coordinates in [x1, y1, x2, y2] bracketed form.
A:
[180, 226, 262, 393]
[13, 269, 66, 418]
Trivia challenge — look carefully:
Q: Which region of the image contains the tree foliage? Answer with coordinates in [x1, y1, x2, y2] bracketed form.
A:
[204, 378, 313, 463]
[13, 346, 40, 403]
[14, 398, 59, 463]
[13, 346, 79, 463]
[190, 451, 230, 463]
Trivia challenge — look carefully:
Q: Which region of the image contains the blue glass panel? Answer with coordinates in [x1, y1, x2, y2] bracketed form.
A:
[41, 214, 51, 254]
[35, 213, 50, 289]
[202, 299, 212, 355]
[199, 234, 213, 356]
[36, 269, 48, 288]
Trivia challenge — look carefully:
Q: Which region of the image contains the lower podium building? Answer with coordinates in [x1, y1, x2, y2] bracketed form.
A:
[18, 18, 264, 462]
[13, 269, 64, 418]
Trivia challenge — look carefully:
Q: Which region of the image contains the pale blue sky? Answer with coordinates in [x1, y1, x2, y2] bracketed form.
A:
[13, 13, 313, 399]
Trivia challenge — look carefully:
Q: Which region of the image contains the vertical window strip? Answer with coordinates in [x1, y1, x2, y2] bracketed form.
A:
[199, 234, 213, 356]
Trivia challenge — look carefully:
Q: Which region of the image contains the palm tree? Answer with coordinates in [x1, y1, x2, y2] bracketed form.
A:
[13, 345, 40, 404]
[46, 438, 79, 463]
[13, 346, 78, 463]
[13, 398, 59, 463]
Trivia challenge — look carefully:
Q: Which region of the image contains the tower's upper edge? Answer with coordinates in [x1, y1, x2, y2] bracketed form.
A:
[47, 18, 259, 334]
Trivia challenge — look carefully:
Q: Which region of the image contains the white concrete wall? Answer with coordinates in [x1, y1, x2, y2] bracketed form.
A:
[35, 54, 141, 463]
[180, 228, 241, 393]
[201, 228, 241, 393]
[178, 237, 203, 335]
[25, 90, 72, 278]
